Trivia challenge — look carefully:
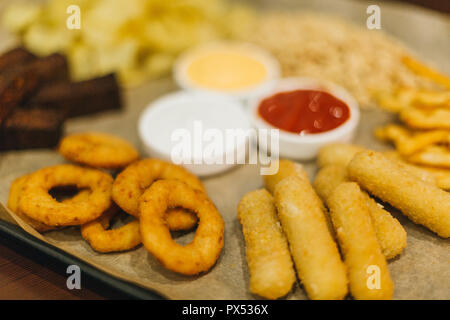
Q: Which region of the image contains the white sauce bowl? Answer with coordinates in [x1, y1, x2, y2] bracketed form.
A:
[138, 91, 251, 176]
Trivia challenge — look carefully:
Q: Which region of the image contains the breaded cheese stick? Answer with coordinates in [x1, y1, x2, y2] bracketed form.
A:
[317, 143, 365, 168]
[313, 165, 407, 259]
[238, 189, 296, 299]
[383, 151, 437, 186]
[274, 176, 348, 300]
[327, 182, 394, 300]
[313, 164, 349, 202]
[317, 143, 436, 185]
[263, 159, 309, 193]
[348, 151, 450, 238]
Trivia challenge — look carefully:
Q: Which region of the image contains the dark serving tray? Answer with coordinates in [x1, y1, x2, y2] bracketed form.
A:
[0, 219, 162, 300]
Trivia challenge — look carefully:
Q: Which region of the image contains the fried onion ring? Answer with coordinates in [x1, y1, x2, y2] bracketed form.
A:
[112, 159, 205, 229]
[139, 180, 224, 275]
[165, 207, 199, 231]
[8, 175, 92, 232]
[81, 204, 141, 253]
[8, 175, 56, 232]
[19, 164, 113, 226]
[59, 132, 139, 169]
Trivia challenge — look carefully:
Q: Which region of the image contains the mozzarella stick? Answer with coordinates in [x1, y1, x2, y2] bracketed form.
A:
[274, 176, 348, 300]
[327, 182, 394, 300]
[313, 165, 406, 259]
[348, 150, 450, 238]
[317, 143, 436, 185]
[313, 164, 349, 202]
[263, 159, 309, 193]
[238, 189, 296, 299]
[383, 151, 437, 186]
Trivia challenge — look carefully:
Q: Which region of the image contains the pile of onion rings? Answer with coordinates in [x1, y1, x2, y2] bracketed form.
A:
[8, 132, 225, 273]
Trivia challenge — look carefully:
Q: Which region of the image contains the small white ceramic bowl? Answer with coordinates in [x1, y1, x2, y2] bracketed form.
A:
[249, 77, 360, 160]
[174, 41, 280, 101]
[138, 90, 251, 177]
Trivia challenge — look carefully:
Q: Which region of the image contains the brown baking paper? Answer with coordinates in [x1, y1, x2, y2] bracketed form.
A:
[0, 0, 449, 300]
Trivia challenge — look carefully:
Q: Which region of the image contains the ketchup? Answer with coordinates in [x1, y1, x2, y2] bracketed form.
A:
[258, 90, 350, 134]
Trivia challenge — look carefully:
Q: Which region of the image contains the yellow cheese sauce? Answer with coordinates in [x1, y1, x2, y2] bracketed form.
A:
[186, 49, 267, 91]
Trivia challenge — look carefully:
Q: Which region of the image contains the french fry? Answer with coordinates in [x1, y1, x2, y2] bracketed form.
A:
[374, 89, 412, 113]
[402, 55, 450, 89]
[407, 145, 450, 169]
[400, 107, 450, 129]
[411, 90, 450, 108]
[375, 125, 450, 156]
[375, 88, 450, 113]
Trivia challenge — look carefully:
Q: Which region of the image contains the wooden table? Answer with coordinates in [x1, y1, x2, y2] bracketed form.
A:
[0, 234, 127, 300]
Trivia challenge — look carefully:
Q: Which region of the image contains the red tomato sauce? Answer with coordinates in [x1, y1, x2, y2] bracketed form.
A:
[258, 90, 350, 134]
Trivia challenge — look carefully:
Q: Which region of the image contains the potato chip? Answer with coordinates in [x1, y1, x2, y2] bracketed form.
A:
[24, 22, 76, 56]
[1, 2, 41, 33]
[2, 0, 246, 86]
[66, 43, 98, 81]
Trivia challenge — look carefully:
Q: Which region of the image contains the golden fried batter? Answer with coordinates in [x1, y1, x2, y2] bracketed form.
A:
[263, 159, 309, 193]
[8, 175, 56, 232]
[327, 182, 394, 300]
[313, 164, 406, 259]
[238, 189, 296, 299]
[348, 150, 450, 238]
[81, 204, 141, 253]
[139, 180, 224, 275]
[59, 132, 139, 169]
[112, 159, 205, 216]
[317, 143, 365, 168]
[19, 164, 113, 226]
[274, 176, 348, 300]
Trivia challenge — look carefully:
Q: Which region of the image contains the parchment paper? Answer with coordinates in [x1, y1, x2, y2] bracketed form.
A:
[0, 0, 449, 300]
